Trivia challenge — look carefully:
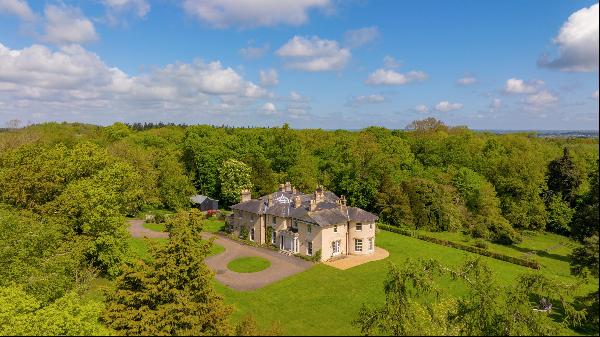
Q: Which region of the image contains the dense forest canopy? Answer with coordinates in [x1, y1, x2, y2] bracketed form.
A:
[0, 119, 598, 335]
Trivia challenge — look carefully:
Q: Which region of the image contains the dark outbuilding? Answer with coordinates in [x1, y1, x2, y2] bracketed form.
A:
[190, 195, 219, 211]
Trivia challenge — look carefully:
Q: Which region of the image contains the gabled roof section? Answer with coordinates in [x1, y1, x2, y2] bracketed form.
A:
[229, 186, 378, 226]
[190, 195, 218, 204]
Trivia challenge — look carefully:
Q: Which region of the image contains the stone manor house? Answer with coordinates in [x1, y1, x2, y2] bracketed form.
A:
[226, 182, 378, 261]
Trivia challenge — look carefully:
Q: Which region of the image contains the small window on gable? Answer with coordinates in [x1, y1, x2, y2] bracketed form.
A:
[356, 223, 362, 231]
[370, 223, 373, 229]
[272, 216, 276, 225]
[334, 225, 338, 233]
[307, 224, 312, 233]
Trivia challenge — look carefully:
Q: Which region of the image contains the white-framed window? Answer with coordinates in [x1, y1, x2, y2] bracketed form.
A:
[355, 239, 363, 252]
[368, 237, 374, 251]
[250, 228, 255, 241]
[272, 216, 277, 225]
[307, 241, 313, 256]
[307, 224, 312, 233]
[356, 223, 362, 231]
[333, 225, 338, 233]
[332, 240, 341, 255]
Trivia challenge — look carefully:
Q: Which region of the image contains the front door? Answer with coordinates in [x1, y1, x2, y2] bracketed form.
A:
[280, 235, 284, 250]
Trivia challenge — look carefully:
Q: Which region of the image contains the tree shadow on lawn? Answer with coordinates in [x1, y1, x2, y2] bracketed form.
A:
[505, 244, 571, 263]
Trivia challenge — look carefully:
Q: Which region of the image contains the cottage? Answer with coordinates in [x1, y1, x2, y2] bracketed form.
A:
[190, 195, 219, 211]
[226, 182, 378, 262]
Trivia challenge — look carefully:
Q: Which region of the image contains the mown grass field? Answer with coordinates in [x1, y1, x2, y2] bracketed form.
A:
[109, 218, 597, 336]
[213, 229, 598, 336]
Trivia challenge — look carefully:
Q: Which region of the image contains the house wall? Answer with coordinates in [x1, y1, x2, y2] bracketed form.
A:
[319, 223, 349, 261]
[296, 221, 320, 258]
[348, 221, 376, 255]
[231, 210, 262, 242]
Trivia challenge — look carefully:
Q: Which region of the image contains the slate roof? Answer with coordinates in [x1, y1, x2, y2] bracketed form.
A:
[190, 195, 215, 204]
[230, 188, 378, 226]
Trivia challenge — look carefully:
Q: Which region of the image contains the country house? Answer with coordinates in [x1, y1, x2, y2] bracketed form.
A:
[226, 182, 378, 261]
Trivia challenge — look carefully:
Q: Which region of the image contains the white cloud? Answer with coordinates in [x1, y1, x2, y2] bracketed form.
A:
[490, 98, 502, 110]
[0, 42, 269, 121]
[343, 26, 379, 48]
[182, 0, 331, 28]
[239, 43, 270, 60]
[504, 78, 544, 94]
[383, 55, 400, 69]
[261, 102, 277, 115]
[365, 69, 427, 86]
[353, 94, 385, 105]
[435, 101, 463, 112]
[276, 36, 350, 72]
[539, 3, 598, 72]
[593, 89, 599, 100]
[43, 4, 98, 45]
[290, 91, 302, 101]
[259, 68, 278, 87]
[525, 90, 558, 108]
[457, 76, 477, 85]
[0, 0, 35, 20]
[414, 104, 429, 113]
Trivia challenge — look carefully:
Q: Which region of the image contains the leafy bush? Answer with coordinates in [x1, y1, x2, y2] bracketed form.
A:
[239, 226, 249, 240]
[473, 239, 488, 250]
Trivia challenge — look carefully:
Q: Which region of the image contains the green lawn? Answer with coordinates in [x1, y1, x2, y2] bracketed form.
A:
[214, 230, 598, 336]
[127, 237, 167, 262]
[415, 230, 583, 281]
[142, 222, 165, 232]
[122, 221, 597, 336]
[203, 218, 226, 233]
[227, 257, 272, 273]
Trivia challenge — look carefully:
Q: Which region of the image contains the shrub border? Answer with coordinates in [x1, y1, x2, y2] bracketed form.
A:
[378, 223, 541, 270]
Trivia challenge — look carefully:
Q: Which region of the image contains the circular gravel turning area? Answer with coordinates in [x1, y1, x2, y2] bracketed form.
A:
[227, 256, 271, 273]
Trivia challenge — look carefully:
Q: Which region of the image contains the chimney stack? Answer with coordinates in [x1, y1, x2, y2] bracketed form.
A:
[292, 186, 297, 194]
[314, 185, 325, 203]
[340, 195, 347, 206]
[309, 199, 317, 211]
[285, 181, 292, 192]
[278, 183, 285, 192]
[241, 189, 251, 203]
[268, 194, 274, 207]
[294, 195, 302, 208]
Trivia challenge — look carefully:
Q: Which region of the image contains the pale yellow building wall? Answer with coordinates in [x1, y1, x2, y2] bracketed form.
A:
[348, 221, 376, 255]
[319, 223, 349, 261]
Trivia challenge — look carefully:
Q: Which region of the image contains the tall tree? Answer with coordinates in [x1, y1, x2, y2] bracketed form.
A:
[547, 147, 582, 205]
[219, 159, 253, 205]
[103, 210, 232, 335]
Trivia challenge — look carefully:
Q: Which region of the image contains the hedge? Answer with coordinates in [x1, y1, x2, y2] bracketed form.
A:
[378, 223, 541, 270]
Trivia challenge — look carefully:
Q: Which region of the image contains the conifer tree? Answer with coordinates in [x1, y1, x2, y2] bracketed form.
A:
[103, 209, 232, 335]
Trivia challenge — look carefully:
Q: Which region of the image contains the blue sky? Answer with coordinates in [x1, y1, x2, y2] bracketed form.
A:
[0, 0, 598, 130]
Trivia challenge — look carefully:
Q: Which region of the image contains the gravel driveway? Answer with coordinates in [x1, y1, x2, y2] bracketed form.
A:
[204, 233, 313, 291]
[127, 219, 313, 291]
